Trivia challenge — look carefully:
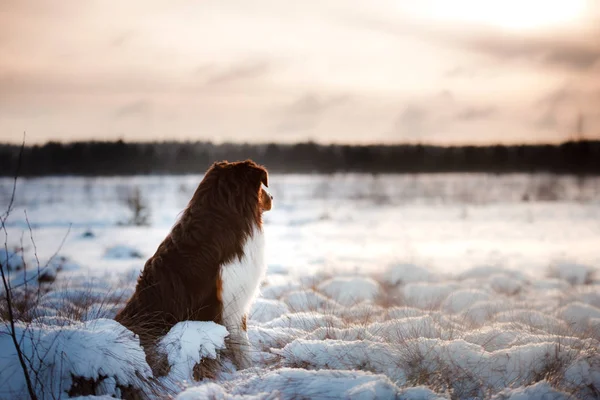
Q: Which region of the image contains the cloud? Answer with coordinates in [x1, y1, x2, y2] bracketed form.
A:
[204, 60, 270, 87]
[110, 31, 134, 48]
[350, 13, 600, 72]
[114, 100, 151, 118]
[455, 106, 496, 120]
[276, 93, 351, 133]
[465, 34, 600, 71]
[533, 85, 600, 135]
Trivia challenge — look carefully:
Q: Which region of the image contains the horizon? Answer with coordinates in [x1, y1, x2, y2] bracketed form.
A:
[1, 1, 599, 145]
[2, 136, 599, 148]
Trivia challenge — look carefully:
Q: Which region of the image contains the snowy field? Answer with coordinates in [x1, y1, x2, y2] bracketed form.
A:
[1, 173, 600, 399]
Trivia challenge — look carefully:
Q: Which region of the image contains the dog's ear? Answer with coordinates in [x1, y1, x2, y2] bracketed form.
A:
[243, 160, 268, 188]
[259, 168, 268, 187]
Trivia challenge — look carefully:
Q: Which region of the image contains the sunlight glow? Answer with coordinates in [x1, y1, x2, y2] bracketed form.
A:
[429, 0, 588, 30]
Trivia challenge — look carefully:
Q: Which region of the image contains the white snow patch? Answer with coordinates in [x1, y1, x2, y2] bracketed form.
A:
[177, 368, 407, 400]
[403, 282, 459, 309]
[275, 340, 407, 384]
[490, 380, 570, 400]
[157, 321, 229, 383]
[103, 245, 143, 259]
[317, 276, 381, 306]
[248, 326, 306, 351]
[368, 315, 443, 341]
[441, 289, 491, 313]
[557, 302, 600, 330]
[0, 319, 151, 399]
[260, 281, 302, 300]
[283, 289, 341, 312]
[262, 312, 345, 331]
[249, 298, 289, 323]
[382, 262, 434, 286]
[549, 262, 596, 285]
[495, 310, 568, 332]
[489, 273, 523, 295]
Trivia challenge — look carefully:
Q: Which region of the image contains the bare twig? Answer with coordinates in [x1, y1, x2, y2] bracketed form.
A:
[9, 221, 72, 291]
[0, 134, 38, 400]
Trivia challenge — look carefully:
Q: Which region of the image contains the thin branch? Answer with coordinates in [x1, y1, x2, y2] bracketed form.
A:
[9, 223, 72, 291]
[24, 210, 40, 270]
[0, 133, 38, 400]
[0, 261, 38, 399]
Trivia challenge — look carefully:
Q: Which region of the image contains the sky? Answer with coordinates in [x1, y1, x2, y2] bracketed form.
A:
[1, 0, 599, 145]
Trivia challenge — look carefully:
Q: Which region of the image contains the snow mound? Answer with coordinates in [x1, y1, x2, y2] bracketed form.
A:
[275, 341, 406, 384]
[317, 276, 381, 306]
[283, 289, 341, 312]
[158, 321, 229, 383]
[0, 319, 151, 399]
[384, 306, 426, 320]
[462, 324, 528, 351]
[177, 368, 406, 400]
[495, 310, 568, 332]
[489, 273, 524, 295]
[248, 326, 306, 351]
[337, 302, 385, 323]
[458, 266, 526, 281]
[382, 262, 434, 286]
[441, 289, 491, 313]
[0, 248, 23, 271]
[557, 302, 600, 331]
[403, 282, 459, 309]
[260, 281, 302, 300]
[570, 285, 600, 307]
[103, 245, 143, 259]
[549, 262, 596, 285]
[304, 327, 382, 342]
[490, 380, 570, 400]
[6, 255, 80, 288]
[249, 298, 289, 323]
[262, 312, 345, 330]
[368, 315, 443, 341]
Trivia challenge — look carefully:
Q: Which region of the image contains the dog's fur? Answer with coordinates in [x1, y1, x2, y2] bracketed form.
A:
[115, 160, 272, 374]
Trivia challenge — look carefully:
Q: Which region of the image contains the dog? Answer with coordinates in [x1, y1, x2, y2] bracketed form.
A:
[115, 160, 272, 374]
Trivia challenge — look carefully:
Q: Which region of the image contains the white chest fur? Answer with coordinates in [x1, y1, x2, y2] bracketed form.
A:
[219, 226, 266, 330]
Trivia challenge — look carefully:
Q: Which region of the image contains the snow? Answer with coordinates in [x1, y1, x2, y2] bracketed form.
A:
[317, 276, 381, 306]
[0, 319, 152, 399]
[103, 245, 143, 259]
[262, 312, 345, 330]
[440, 289, 491, 313]
[557, 302, 600, 331]
[283, 289, 341, 312]
[249, 298, 290, 323]
[549, 262, 596, 285]
[403, 282, 459, 309]
[1, 174, 600, 399]
[490, 381, 570, 400]
[157, 321, 229, 383]
[0, 248, 23, 271]
[382, 262, 434, 286]
[177, 368, 404, 400]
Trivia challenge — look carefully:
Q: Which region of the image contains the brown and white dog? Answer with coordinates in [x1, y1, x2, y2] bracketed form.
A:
[115, 160, 272, 373]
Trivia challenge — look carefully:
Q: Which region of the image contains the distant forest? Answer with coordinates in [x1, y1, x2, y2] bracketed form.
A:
[0, 140, 599, 176]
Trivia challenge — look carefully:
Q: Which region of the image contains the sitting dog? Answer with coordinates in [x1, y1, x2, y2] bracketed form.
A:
[115, 160, 272, 374]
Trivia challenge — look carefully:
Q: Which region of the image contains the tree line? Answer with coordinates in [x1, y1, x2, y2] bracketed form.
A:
[0, 140, 599, 176]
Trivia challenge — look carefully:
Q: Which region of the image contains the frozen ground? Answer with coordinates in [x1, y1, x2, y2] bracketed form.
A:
[1, 173, 599, 399]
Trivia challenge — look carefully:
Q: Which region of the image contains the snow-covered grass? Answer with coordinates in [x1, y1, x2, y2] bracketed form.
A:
[0, 319, 153, 399]
[1, 173, 599, 399]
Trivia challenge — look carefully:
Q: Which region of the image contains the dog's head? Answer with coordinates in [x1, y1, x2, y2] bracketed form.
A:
[195, 160, 272, 217]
